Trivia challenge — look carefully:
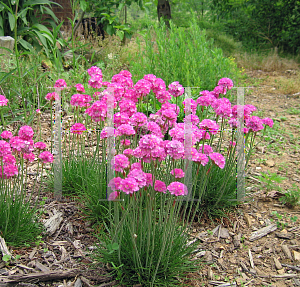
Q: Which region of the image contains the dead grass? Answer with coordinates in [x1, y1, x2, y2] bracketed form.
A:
[235, 48, 299, 72]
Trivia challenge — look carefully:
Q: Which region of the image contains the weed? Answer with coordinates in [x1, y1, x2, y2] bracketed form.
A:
[279, 184, 300, 208]
[255, 171, 287, 191]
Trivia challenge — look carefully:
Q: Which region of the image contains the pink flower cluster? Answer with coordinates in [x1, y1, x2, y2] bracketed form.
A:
[0, 95, 8, 106]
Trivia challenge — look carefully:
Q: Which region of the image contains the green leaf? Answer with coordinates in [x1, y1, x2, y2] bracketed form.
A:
[42, 6, 59, 23]
[32, 23, 51, 35]
[106, 24, 113, 35]
[111, 242, 119, 250]
[18, 38, 33, 50]
[0, 15, 3, 29]
[116, 30, 124, 40]
[8, 12, 15, 31]
[23, 0, 60, 7]
[2, 255, 11, 262]
[80, 0, 87, 11]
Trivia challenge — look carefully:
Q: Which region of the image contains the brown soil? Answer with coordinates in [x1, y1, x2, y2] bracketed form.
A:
[1, 70, 300, 287]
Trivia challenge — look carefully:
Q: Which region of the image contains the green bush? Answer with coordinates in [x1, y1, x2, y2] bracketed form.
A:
[129, 17, 240, 91]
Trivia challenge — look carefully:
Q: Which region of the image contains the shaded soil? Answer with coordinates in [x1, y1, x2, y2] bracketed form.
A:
[1, 70, 300, 287]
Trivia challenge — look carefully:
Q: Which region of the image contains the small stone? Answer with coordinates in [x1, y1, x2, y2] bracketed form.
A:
[293, 250, 300, 261]
[277, 268, 285, 274]
[273, 257, 282, 270]
[220, 227, 230, 239]
[265, 159, 275, 167]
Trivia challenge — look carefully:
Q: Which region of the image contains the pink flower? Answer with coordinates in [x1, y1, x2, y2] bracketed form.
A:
[167, 182, 188, 196]
[119, 70, 132, 78]
[161, 109, 177, 122]
[85, 100, 107, 122]
[87, 66, 102, 77]
[199, 119, 219, 135]
[123, 148, 133, 157]
[120, 177, 139, 194]
[121, 139, 131, 146]
[100, 127, 115, 139]
[198, 144, 213, 155]
[75, 83, 85, 93]
[209, 153, 225, 169]
[166, 140, 184, 159]
[129, 112, 148, 127]
[131, 161, 142, 170]
[1, 131, 13, 140]
[197, 94, 215, 107]
[21, 140, 34, 154]
[34, 142, 47, 150]
[39, 151, 54, 163]
[111, 74, 133, 88]
[0, 140, 11, 157]
[112, 154, 129, 172]
[147, 122, 163, 138]
[184, 114, 200, 125]
[128, 168, 147, 188]
[183, 98, 197, 114]
[193, 152, 209, 166]
[70, 123, 86, 135]
[212, 85, 226, 98]
[231, 105, 254, 120]
[108, 191, 120, 201]
[36, 109, 41, 114]
[45, 92, 59, 102]
[139, 134, 163, 153]
[152, 78, 166, 94]
[246, 116, 264, 132]
[213, 102, 232, 119]
[218, 78, 234, 90]
[116, 124, 135, 136]
[9, 136, 25, 152]
[143, 74, 156, 84]
[2, 154, 16, 165]
[23, 152, 35, 162]
[108, 177, 122, 191]
[0, 95, 8, 106]
[145, 173, 153, 186]
[228, 118, 240, 129]
[119, 99, 137, 117]
[0, 164, 18, 179]
[114, 112, 130, 128]
[134, 79, 151, 98]
[155, 90, 171, 104]
[70, 94, 91, 107]
[54, 79, 67, 89]
[18, 126, 34, 141]
[154, 180, 167, 193]
[262, 117, 274, 128]
[88, 74, 102, 89]
[170, 168, 185, 178]
[168, 81, 184, 97]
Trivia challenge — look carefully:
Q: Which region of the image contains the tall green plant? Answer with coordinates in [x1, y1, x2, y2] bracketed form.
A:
[129, 17, 240, 91]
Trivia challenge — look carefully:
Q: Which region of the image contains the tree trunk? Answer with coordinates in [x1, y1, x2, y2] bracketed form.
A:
[157, 0, 171, 28]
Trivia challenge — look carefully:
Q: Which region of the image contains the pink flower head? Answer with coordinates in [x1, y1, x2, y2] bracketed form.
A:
[139, 134, 163, 152]
[34, 142, 47, 150]
[123, 148, 133, 157]
[0, 140, 11, 157]
[155, 90, 171, 104]
[71, 123, 86, 135]
[262, 117, 274, 128]
[147, 122, 163, 138]
[112, 154, 129, 172]
[166, 140, 184, 159]
[36, 109, 41, 114]
[150, 146, 166, 161]
[108, 191, 120, 201]
[231, 105, 254, 120]
[246, 116, 264, 132]
[111, 74, 133, 88]
[199, 119, 219, 134]
[120, 177, 139, 194]
[169, 125, 184, 142]
[170, 168, 185, 178]
[87, 66, 102, 77]
[143, 74, 156, 84]
[154, 180, 167, 193]
[218, 78, 233, 90]
[131, 161, 142, 170]
[168, 81, 184, 97]
[54, 79, 67, 89]
[18, 126, 34, 141]
[134, 79, 151, 98]
[119, 70, 132, 78]
[100, 127, 115, 139]
[114, 112, 130, 128]
[212, 85, 226, 98]
[0, 164, 18, 179]
[75, 83, 85, 93]
[193, 152, 209, 166]
[88, 74, 102, 89]
[108, 177, 122, 191]
[0, 95, 8, 106]
[45, 92, 59, 102]
[9, 136, 25, 152]
[167, 182, 188, 196]
[23, 152, 35, 162]
[197, 94, 216, 107]
[116, 124, 135, 136]
[209, 153, 225, 169]
[39, 151, 54, 163]
[198, 144, 214, 155]
[1, 131, 13, 140]
[145, 173, 153, 186]
[213, 102, 232, 119]
[128, 168, 147, 188]
[161, 109, 177, 122]
[129, 112, 148, 127]
[21, 140, 34, 154]
[183, 98, 197, 114]
[70, 94, 91, 107]
[228, 118, 240, 129]
[152, 78, 166, 94]
[184, 114, 200, 126]
[85, 100, 107, 122]
[229, 141, 236, 147]
[119, 99, 137, 117]
[2, 154, 16, 165]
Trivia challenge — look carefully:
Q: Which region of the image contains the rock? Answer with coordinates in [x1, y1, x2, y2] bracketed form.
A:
[204, 251, 213, 263]
[0, 36, 15, 55]
[281, 245, 293, 260]
[220, 227, 230, 239]
[293, 250, 300, 261]
[273, 257, 282, 270]
[265, 159, 275, 167]
[277, 268, 285, 274]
